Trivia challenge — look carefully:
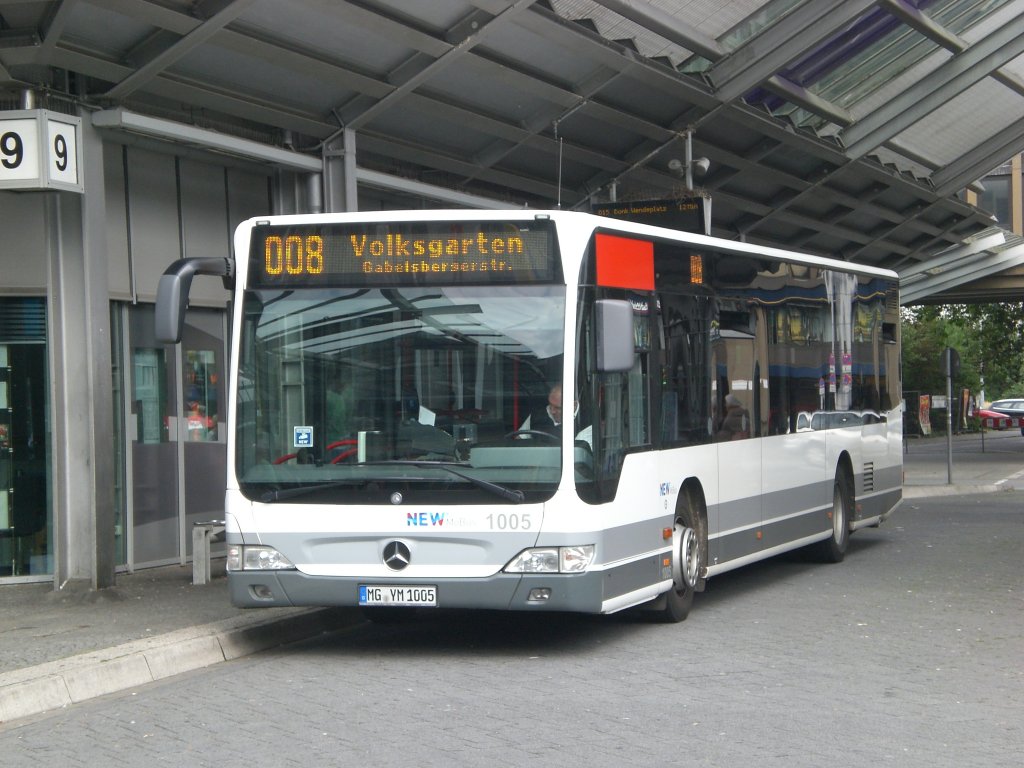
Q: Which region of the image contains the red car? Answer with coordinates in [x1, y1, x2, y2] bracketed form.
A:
[977, 407, 1011, 428]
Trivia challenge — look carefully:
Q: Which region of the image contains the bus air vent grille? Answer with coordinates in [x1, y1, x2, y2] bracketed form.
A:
[862, 462, 875, 493]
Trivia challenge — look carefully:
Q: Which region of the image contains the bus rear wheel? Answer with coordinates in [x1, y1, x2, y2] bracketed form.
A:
[814, 471, 851, 563]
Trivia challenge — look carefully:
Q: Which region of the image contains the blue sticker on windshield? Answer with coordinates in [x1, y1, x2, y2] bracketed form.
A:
[293, 426, 313, 448]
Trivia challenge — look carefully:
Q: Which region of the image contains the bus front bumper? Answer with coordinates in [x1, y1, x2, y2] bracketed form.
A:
[228, 559, 660, 615]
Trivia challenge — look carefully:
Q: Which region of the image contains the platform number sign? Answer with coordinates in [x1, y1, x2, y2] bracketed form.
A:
[0, 110, 83, 193]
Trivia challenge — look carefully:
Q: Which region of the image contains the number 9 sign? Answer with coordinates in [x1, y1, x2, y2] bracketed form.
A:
[0, 110, 83, 193]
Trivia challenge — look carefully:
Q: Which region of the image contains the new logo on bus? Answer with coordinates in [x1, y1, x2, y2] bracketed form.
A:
[407, 511, 446, 526]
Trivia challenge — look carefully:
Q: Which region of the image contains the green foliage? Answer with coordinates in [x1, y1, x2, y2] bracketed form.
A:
[901, 302, 1024, 400]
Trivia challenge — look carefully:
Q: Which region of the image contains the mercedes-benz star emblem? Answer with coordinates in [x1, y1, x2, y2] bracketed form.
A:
[383, 540, 411, 571]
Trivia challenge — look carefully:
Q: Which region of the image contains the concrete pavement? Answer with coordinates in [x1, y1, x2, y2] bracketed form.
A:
[1, 428, 1021, 724]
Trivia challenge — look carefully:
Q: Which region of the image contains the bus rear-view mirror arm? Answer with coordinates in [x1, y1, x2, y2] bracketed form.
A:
[595, 298, 635, 373]
[155, 257, 235, 344]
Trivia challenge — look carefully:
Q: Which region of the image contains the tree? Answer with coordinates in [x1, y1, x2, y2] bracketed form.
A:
[901, 302, 1024, 402]
[943, 302, 1024, 398]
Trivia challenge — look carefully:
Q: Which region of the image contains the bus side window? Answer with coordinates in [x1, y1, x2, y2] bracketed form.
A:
[658, 293, 711, 446]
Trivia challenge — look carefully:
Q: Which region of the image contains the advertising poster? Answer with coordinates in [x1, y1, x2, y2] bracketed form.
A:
[919, 394, 931, 436]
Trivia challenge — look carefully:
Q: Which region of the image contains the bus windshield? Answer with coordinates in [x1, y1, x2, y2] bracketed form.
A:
[235, 284, 566, 504]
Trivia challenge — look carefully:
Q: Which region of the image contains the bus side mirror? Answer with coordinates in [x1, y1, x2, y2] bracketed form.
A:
[155, 270, 191, 344]
[595, 299, 635, 372]
[155, 258, 234, 344]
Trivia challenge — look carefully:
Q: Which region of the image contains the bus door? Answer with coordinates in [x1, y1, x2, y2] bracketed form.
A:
[712, 307, 762, 562]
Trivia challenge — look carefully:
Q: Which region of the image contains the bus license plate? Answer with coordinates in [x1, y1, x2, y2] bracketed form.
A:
[359, 585, 437, 607]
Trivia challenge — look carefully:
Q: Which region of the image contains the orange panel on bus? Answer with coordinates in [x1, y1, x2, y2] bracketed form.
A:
[595, 233, 654, 290]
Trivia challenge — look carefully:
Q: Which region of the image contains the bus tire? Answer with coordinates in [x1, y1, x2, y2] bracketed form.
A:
[815, 470, 851, 563]
[656, 489, 704, 623]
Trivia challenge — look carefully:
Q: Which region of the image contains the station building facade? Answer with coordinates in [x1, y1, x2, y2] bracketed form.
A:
[0, 101, 426, 588]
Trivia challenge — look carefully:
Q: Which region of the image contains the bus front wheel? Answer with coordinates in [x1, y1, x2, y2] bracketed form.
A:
[656, 492, 704, 623]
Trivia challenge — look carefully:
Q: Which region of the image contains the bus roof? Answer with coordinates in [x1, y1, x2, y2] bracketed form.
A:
[240, 208, 900, 281]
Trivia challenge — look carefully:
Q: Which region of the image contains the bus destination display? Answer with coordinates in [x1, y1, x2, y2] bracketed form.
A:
[249, 220, 559, 287]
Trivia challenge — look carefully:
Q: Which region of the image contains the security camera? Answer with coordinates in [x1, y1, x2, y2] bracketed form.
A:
[667, 158, 684, 175]
[692, 157, 710, 177]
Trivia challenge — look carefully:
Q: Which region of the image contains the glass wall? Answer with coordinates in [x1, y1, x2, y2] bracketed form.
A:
[127, 304, 179, 566]
[0, 298, 51, 579]
[117, 304, 227, 569]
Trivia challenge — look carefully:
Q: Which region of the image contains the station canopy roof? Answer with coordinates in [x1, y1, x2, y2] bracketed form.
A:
[4, 0, 1024, 304]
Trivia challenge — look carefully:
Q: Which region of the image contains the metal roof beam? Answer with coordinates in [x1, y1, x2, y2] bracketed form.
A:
[91, 107, 322, 170]
[50, 44, 336, 137]
[760, 74, 853, 127]
[511, 11, 973, 251]
[624, 167, 911, 254]
[345, 0, 537, 131]
[36, 0, 78, 56]
[845, 203, 973, 262]
[356, 167, 508, 209]
[520, 4, 719, 108]
[914, 269, 1024, 303]
[357, 132, 562, 201]
[898, 230, 1006, 279]
[690, 111, 965, 243]
[588, 0, 723, 61]
[879, 0, 1024, 99]
[900, 242, 1024, 304]
[843, 9, 1024, 159]
[103, 0, 257, 100]
[706, 0, 877, 103]
[88, 0, 403, 99]
[932, 121, 1024, 197]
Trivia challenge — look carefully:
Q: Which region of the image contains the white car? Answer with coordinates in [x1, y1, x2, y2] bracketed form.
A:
[988, 399, 1024, 435]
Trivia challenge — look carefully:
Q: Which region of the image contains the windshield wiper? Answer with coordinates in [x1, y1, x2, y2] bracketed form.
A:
[361, 460, 525, 504]
[417, 461, 525, 504]
[257, 462, 524, 504]
[259, 481, 356, 503]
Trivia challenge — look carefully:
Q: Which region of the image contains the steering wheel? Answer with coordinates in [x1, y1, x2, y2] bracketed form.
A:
[326, 439, 358, 464]
[504, 429, 559, 441]
[272, 448, 316, 465]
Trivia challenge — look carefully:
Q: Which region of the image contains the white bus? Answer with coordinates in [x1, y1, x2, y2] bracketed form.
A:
[156, 209, 902, 622]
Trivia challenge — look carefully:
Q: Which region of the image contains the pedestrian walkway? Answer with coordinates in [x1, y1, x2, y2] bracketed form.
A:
[0, 561, 360, 724]
[902, 428, 1024, 497]
[2, 428, 1021, 725]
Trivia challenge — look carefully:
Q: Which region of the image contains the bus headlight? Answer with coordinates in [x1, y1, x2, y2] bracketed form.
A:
[504, 545, 594, 573]
[559, 545, 595, 572]
[227, 545, 296, 571]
